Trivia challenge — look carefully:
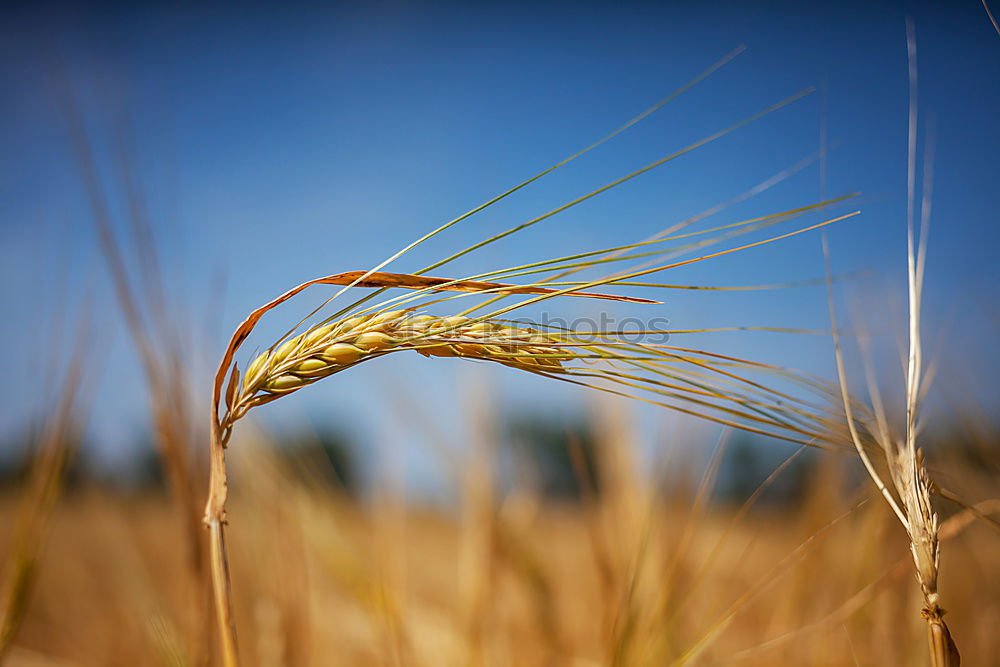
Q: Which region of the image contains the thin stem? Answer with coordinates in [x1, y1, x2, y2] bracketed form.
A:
[204, 415, 239, 667]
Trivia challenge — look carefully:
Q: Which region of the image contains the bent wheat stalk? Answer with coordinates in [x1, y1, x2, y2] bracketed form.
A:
[202, 55, 859, 664]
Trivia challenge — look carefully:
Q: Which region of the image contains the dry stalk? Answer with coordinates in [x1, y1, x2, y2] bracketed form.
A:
[892, 22, 957, 665]
[824, 22, 959, 666]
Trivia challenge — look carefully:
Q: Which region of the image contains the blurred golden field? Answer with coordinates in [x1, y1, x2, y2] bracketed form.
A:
[2, 407, 998, 666]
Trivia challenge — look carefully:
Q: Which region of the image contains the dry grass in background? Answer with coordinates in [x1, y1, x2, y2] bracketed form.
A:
[1, 407, 998, 666]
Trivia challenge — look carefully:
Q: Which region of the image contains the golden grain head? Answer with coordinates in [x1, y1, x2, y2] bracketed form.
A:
[235, 311, 569, 412]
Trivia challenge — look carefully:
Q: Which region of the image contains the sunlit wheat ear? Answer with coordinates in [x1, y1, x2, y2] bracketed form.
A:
[220, 204, 859, 450]
[235, 312, 570, 407]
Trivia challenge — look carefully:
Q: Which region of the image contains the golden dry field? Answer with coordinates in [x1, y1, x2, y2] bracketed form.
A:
[2, 422, 998, 666]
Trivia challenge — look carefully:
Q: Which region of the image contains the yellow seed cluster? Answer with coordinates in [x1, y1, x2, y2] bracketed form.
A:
[238, 310, 568, 401]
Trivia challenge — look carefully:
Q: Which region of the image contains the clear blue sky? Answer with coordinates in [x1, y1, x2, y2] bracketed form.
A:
[2, 1, 998, 483]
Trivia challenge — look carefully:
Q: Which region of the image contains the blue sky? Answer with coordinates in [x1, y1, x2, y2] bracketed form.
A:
[2, 1, 998, 484]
